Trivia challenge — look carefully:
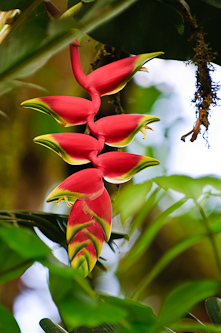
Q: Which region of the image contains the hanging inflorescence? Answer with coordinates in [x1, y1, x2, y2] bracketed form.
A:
[21, 39, 162, 277]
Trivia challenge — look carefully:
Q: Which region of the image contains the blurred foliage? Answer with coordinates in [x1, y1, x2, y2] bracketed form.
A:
[0, 174, 221, 332]
[0, 1, 221, 333]
[0, 304, 21, 333]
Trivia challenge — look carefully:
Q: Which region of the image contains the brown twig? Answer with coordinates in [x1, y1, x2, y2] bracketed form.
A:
[178, 0, 219, 143]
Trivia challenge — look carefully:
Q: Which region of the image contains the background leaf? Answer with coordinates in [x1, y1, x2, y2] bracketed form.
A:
[0, 305, 21, 333]
[75, 323, 116, 332]
[0, 225, 52, 282]
[153, 175, 221, 200]
[158, 279, 220, 327]
[47, 262, 127, 331]
[90, 0, 221, 65]
[206, 297, 221, 326]
[0, 226, 51, 258]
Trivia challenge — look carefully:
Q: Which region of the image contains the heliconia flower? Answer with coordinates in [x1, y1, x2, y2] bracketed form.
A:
[88, 114, 160, 147]
[34, 133, 101, 165]
[70, 41, 163, 96]
[21, 96, 98, 127]
[46, 168, 104, 205]
[67, 188, 112, 277]
[92, 152, 159, 183]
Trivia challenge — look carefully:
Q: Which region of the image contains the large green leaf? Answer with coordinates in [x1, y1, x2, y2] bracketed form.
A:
[158, 279, 220, 327]
[97, 296, 158, 332]
[0, 79, 46, 96]
[153, 175, 221, 200]
[90, 0, 221, 65]
[0, 239, 32, 282]
[48, 262, 127, 331]
[0, 225, 51, 259]
[0, 225, 52, 282]
[0, 305, 21, 333]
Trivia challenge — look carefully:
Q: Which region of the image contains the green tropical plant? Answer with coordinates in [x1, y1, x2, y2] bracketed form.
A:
[0, 1, 221, 332]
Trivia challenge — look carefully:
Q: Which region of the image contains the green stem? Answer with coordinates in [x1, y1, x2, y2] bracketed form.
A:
[61, 2, 83, 19]
[0, 0, 44, 44]
[195, 200, 221, 279]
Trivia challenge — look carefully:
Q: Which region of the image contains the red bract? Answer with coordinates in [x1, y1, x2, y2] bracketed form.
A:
[70, 40, 163, 96]
[86, 53, 163, 96]
[21, 96, 98, 127]
[46, 168, 104, 204]
[34, 133, 101, 165]
[92, 152, 159, 183]
[88, 114, 160, 147]
[67, 188, 112, 277]
[22, 38, 161, 277]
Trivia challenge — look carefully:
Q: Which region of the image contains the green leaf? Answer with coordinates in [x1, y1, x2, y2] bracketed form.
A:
[171, 322, 221, 332]
[0, 238, 32, 282]
[0, 80, 46, 96]
[114, 181, 153, 223]
[153, 175, 221, 200]
[123, 197, 187, 270]
[0, 225, 52, 282]
[133, 233, 204, 300]
[0, 225, 51, 259]
[0, 305, 21, 333]
[39, 318, 68, 333]
[206, 297, 221, 326]
[75, 323, 116, 332]
[158, 280, 220, 327]
[46, 260, 127, 331]
[101, 295, 158, 329]
[127, 86, 162, 115]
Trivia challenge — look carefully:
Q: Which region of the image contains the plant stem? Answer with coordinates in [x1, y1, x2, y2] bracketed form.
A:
[43, 1, 62, 17]
[195, 200, 221, 279]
